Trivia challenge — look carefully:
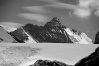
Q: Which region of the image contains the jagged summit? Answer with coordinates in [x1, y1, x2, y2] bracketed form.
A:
[45, 17, 62, 26]
[18, 17, 73, 43]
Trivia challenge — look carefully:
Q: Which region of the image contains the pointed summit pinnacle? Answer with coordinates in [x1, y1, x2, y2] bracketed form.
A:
[51, 17, 60, 22]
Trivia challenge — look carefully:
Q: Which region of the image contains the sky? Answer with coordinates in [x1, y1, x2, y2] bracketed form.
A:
[0, 43, 99, 65]
[0, 0, 99, 41]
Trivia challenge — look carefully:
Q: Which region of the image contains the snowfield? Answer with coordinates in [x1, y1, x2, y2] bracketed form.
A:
[0, 43, 99, 66]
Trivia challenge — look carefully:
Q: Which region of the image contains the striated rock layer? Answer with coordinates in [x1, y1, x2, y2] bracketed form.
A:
[0, 17, 93, 44]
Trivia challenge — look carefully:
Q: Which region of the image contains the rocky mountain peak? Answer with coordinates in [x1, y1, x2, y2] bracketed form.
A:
[44, 17, 65, 28]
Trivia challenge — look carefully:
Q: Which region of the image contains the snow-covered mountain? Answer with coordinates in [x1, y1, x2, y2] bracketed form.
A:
[0, 17, 93, 44]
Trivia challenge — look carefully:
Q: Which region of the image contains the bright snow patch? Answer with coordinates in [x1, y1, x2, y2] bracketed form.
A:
[0, 22, 23, 32]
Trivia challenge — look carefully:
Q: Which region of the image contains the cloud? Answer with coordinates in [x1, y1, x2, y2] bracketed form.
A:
[73, 8, 91, 19]
[44, 2, 91, 18]
[74, 0, 99, 18]
[45, 3, 82, 10]
[94, 9, 99, 16]
[19, 13, 49, 23]
[40, 0, 99, 18]
[39, 0, 92, 18]
[42, 0, 91, 18]
[40, 0, 82, 10]
[23, 6, 50, 13]
[78, 0, 95, 8]
[0, 22, 23, 32]
[39, 0, 59, 4]
[72, 0, 93, 18]
[0, 22, 23, 27]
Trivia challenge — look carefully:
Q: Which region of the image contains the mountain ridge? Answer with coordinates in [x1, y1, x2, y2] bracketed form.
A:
[0, 17, 94, 44]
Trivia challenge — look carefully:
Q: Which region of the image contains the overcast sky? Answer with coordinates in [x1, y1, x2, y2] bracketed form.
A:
[0, 0, 99, 41]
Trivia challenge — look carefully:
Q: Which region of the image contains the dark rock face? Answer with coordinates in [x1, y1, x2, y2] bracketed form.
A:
[29, 59, 72, 66]
[94, 31, 99, 44]
[23, 17, 73, 43]
[9, 27, 29, 43]
[75, 47, 99, 66]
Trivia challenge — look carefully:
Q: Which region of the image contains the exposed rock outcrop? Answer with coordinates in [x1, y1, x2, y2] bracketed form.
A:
[75, 47, 99, 66]
[29, 59, 72, 66]
[22, 17, 73, 43]
[94, 31, 99, 44]
[9, 27, 37, 43]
